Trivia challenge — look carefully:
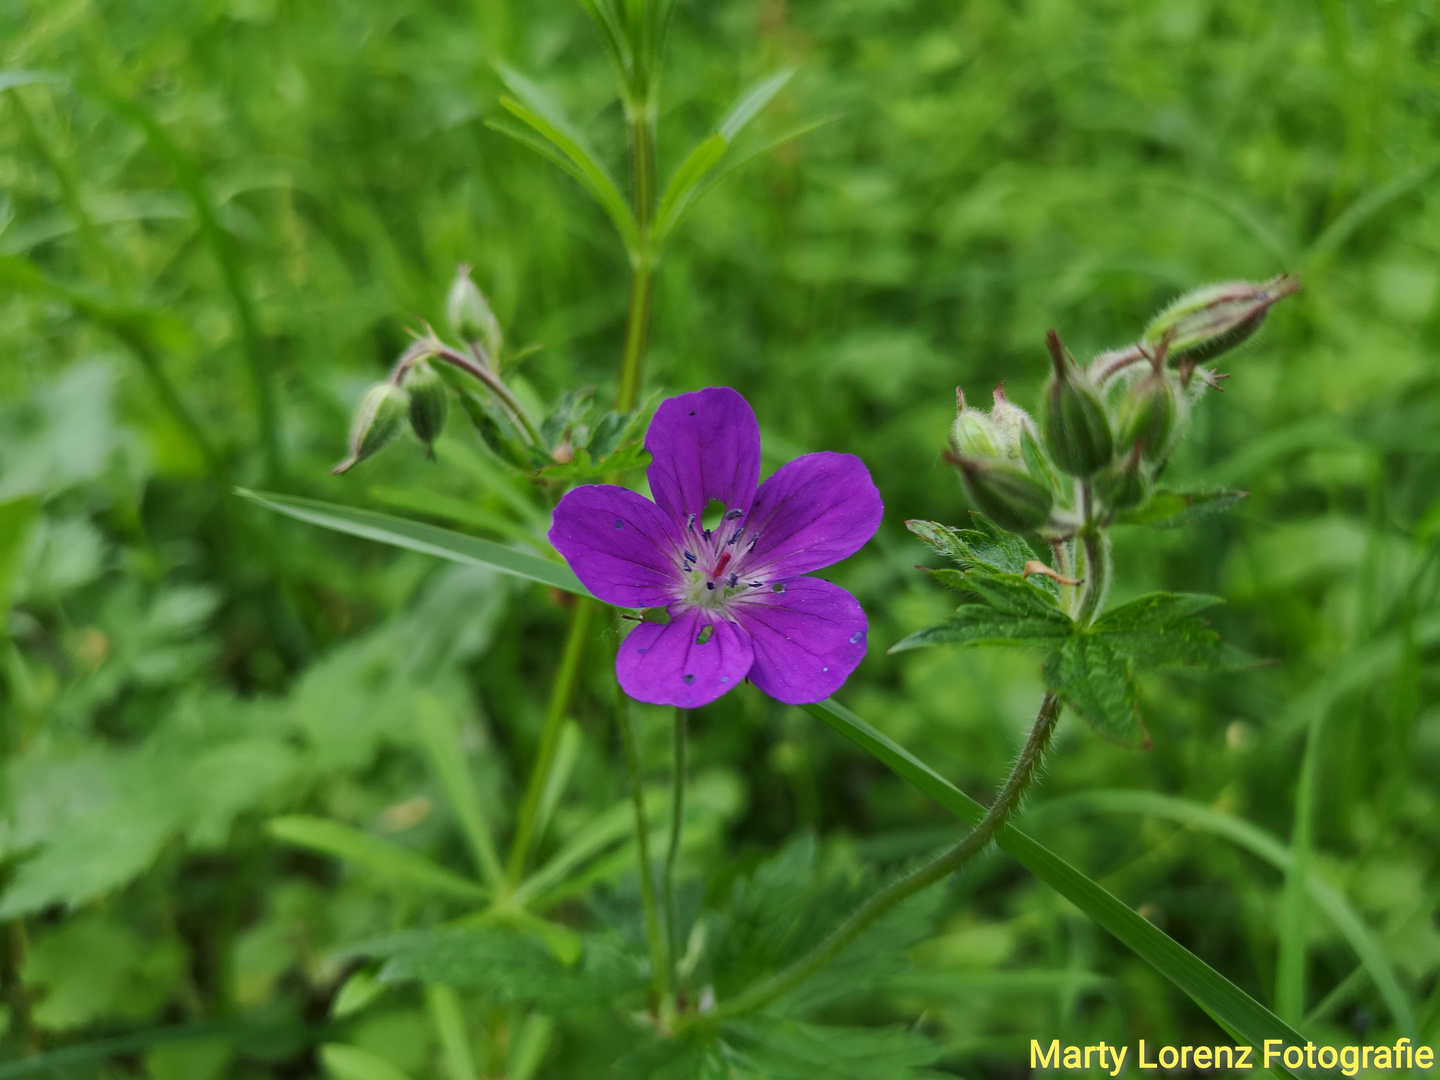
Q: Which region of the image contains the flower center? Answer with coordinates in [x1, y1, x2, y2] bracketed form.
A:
[676, 506, 767, 610]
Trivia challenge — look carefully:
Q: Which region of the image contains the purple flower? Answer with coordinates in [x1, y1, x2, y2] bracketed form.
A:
[548, 387, 883, 709]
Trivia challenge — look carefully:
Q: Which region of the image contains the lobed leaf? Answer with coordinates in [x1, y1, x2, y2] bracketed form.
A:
[1043, 635, 1139, 740]
[1094, 592, 1253, 671]
[363, 928, 646, 1011]
[889, 575, 1069, 654]
[904, 515, 1035, 575]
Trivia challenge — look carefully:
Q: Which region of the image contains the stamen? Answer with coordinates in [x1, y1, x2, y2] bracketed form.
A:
[748, 581, 763, 588]
[683, 550, 698, 563]
[727, 573, 738, 588]
[746, 535, 759, 552]
[723, 508, 744, 520]
[706, 582, 715, 591]
[728, 528, 743, 545]
[686, 513, 696, 531]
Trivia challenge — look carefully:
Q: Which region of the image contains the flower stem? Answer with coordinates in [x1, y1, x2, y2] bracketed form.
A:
[618, 697, 673, 1014]
[505, 597, 596, 888]
[685, 691, 1063, 1030]
[663, 708, 688, 990]
[427, 343, 544, 447]
[617, 91, 658, 414]
[1075, 529, 1110, 627]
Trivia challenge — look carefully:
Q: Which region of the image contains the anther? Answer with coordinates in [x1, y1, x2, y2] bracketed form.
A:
[728, 528, 743, 545]
[683, 550, 698, 563]
[706, 582, 715, 591]
[727, 573, 738, 588]
[686, 513, 696, 531]
[723, 508, 743, 521]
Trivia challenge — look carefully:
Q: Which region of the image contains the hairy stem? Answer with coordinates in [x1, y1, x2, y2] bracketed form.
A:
[428, 343, 543, 447]
[506, 598, 596, 888]
[686, 692, 1063, 1029]
[663, 709, 687, 990]
[618, 698, 673, 1013]
[1075, 529, 1110, 627]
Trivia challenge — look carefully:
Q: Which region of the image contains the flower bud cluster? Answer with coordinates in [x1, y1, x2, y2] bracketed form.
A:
[334, 265, 522, 475]
[945, 275, 1297, 531]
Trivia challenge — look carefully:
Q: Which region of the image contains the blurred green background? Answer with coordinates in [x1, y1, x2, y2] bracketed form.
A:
[1, 0, 1438, 1076]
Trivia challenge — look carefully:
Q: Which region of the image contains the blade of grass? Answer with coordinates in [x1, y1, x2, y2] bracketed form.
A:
[426, 984, 478, 1080]
[268, 816, 488, 903]
[236, 490, 588, 596]
[416, 694, 504, 890]
[802, 697, 1322, 1078]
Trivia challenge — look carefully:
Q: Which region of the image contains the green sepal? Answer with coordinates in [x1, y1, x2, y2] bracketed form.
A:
[1113, 487, 1247, 529]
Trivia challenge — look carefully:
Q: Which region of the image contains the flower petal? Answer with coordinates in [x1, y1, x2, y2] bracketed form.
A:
[731, 577, 868, 704]
[549, 484, 683, 608]
[741, 452, 883, 579]
[645, 387, 761, 525]
[616, 609, 754, 708]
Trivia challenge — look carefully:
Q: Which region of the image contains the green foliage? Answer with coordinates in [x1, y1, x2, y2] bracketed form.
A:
[362, 928, 646, 1012]
[2, 0, 1437, 1075]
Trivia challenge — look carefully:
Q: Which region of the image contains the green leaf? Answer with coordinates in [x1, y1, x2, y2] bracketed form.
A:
[726, 1017, 944, 1079]
[267, 816, 487, 903]
[426, 985, 478, 1080]
[415, 694, 503, 889]
[236, 490, 590, 598]
[800, 697, 1324, 1079]
[535, 440, 651, 483]
[0, 497, 40, 613]
[1040, 790, 1417, 1038]
[490, 66, 640, 252]
[365, 485, 535, 544]
[320, 1044, 416, 1080]
[889, 575, 1070, 654]
[1114, 487, 1247, 528]
[1043, 635, 1139, 740]
[904, 515, 1035, 575]
[1093, 592, 1251, 671]
[363, 928, 646, 1011]
[653, 70, 794, 244]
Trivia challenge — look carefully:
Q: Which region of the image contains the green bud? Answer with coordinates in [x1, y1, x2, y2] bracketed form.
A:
[951, 455, 1055, 532]
[333, 382, 408, 475]
[402, 359, 449, 453]
[446, 265, 503, 363]
[1094, 444, 1150, 512]
[951, 387, 1001, 458]
[988, 384, 1039, 462]
[1115, 372, 1181, 463]
[1143, 273, 1299, 364]
[1042, 330, 1114, 477]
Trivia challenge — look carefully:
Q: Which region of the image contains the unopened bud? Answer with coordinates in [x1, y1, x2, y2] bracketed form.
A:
[989, 384, 1039, 462]
[402, 359, 448, 453]
[950, 454, 1055, 532]
[1094, 443, 1150, 512]
[446, 265, 503, 363]
[333, 383, 409, 475]
[1143, 273, 1298, 364]
[1042, 330, 1114, 478]
[951, 388, 1001, 459]
[1115, 373, 1181, 463]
